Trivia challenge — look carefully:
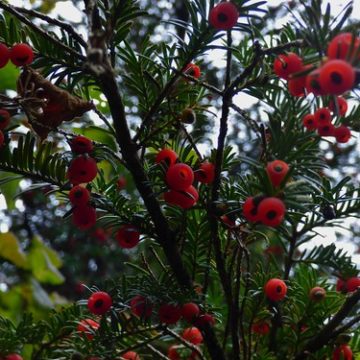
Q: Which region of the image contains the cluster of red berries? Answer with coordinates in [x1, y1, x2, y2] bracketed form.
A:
[0, 42, 34, 68]
[67, 136, 98, 230]
[0, 109, 11, 148]
[209, 2, 239, 31]
[243, 160, 288, 227]
[303, 104, 352, 143]
[130, 295, 215, 328]
[156, 148, 215, 209]
[336, 276, 360, 293]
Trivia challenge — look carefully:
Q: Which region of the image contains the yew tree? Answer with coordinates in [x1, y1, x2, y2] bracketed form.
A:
[0, 0, 359, 359]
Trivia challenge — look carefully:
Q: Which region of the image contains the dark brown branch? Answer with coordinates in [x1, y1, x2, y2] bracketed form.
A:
[294, 289, 360, 359]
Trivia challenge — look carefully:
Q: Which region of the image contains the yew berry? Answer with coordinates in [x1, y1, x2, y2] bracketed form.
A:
[306, 69, 324, 95]
[319, 59, 355, 95]
[184, 63, 201, 79]
[87, 291, 112, 315]
[0, 109, 11, 130]
[209, 2, 239, 30]
[4, 355, 23, 360]
[72, 205, 97, 230]
[70, 135, 94, 154]
[130, 295, 153, 319]
[334, 126, 351, 143]
[0, 130, 4, 148]
[117, 176, 127, 190]
[332, 345, 353, 360]
[0, 43, 10, 68]
[195, 162, 215, 184]
[155, 148, 178, 166]
[314, 108, 332, 126]
[69, 185, 90, 207]
[302, 114, 317, 131]
[346, 277, 360, 292]
[182, 327, 203, 345]
[181, 302, 200, 323]
[92, 228, 107, 243]
[336, 278, 346, 293]
[166, 163, 194, 191]
[10, 43, 34, 66]
[257, 197, 286, 227]
[251, 321, 270, 335]
[116, 225, 140, 249]
[309, 286, 326, 302]
[120, 351, 140, 360]
[67, 155, 98, 185]
[273, 53, 303, 80]
[266, 160, 289, 188]
[242, 196, 261, 222]
[329, 96, 348, 116]
[327, 32, 360, 60]
[164, 186, 199, 209]
[168, 345, 198, 360]
[181, 108, 196, 124]
[195, 313, 215, 327]
[77, 318, 100, 340]
[288, 75, 306, 97]
[264, 278, 287, 302]
[158, 303, 182, 324]
[317, 123, 335, 137]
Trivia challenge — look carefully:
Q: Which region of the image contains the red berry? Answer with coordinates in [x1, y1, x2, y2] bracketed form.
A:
[195, 162, 215, 184]
[164, 186, 198, 209]
[181, 302, 200, 323]
[251, 321, 270, 335]
[334, 126, 351, 143]
[67, 156, 98, 185]
[302, 114, 317, 131]
[332, 345, 353, 360]
[309, 286, 326, 301]
[4, 355, 23, 360]
[69, 185, 90, 206]
[166, 163, 194, 191]
[314, 108, 332, 126]
[266, 160, 289, 187]
[317, 123, 335, 137]
[346, 277, 360, 292]
[306, 69, 324, 95]
[257, 197, 286, 227]
[117, 176, 127, 190]
[0, 109, 11, 130]
[273, 53, 303, 80]
[182, 327, 203, 345]
[92, 228, 107, 243]
[121, 351, 140, 360]
[10, 43, 34, 66]
[168, 346, 198, 360]
[77, 318, 99, 340]
[0, 43, 10, 68]
[158, 303, 182, 324]
[264, 278, 287, 301]
[195, 313, 215, 327]
[70, 136, 94, 154]
[0, 130, 4, 148]
[155, 148, 178, 166]
[288, 75, 306, 97]
[329, 96, 348, 116]
[242, 196, 262, 222]
[87, 291, 112, 315]
[184, 63, 201, 79]
[319, 59, 355, 95]
[336, 278, 346, 293]
[209, 2, 239, 30]
[72, 205, 97, 230]
[116, 225, 140, 249]
[130, 295, 153, 319]
[327, 32, 360, 60]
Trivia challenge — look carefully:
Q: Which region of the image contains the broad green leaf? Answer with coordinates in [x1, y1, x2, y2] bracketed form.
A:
[0, 232, 27, 268]
[0, 61, 19, 91]
[31, 278, 53, 308]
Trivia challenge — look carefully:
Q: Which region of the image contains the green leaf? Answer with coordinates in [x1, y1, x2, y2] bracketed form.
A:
[0, 61, 19, 91]
[0, 232, 27, 268]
